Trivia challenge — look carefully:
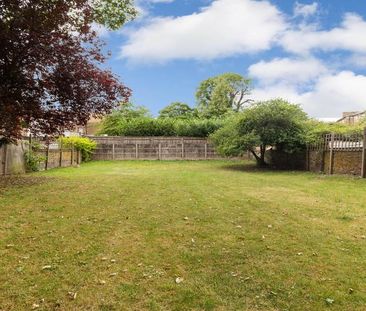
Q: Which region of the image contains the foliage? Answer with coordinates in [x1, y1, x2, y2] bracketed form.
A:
[99, 116, 223, 137]
[159, 102, 196, 119]
[211, 99, 308, 166]
[0, 0, 134, 144]
[196, 73, 252, 118]
[106, 103, 151, 121]
[59, 137, 97, 162]
[174, 118, 224, 137]
[91, 0, 138, 30]
[210, 115, 256, 157]
[304, 120, 364, 144]
[24, 142, 46, 172]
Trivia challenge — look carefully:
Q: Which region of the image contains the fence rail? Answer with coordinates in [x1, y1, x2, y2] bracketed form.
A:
[89, 136, 222, 161]
[0, 140, 81, 176]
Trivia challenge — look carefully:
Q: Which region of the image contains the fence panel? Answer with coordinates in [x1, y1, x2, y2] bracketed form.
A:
[89, 136, 224, 161]
[307, 130, 365, 177]
[0, 139, 78, 176]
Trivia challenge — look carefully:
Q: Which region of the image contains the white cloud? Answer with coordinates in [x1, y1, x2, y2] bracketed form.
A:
[248, 57, 328, 85]
[120, 0, 286, 62]
[300, 71, 366, 117]
[281, 13, 366, 55]
[250, 62, 366, 118]
[294, 2, 318, 18]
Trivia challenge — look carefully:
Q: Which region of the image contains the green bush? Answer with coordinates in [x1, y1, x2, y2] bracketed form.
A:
[59, 137, 97, 162]
[24, 142, 46, 172]
[304, 120, 364, 144]
[99, 117, 224, 137]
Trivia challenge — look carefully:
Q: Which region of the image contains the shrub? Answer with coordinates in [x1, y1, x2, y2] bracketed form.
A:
[59, 137, 97, 162]
[99, 117, 224, 137]
[304, 120, 364, 144]
[24, 142, 46, 172]
[210, 99, 308, 166]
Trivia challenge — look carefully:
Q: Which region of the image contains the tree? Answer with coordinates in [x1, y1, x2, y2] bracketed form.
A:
[196, 73, 252, 118]
[159, 102, 195, 119]
[0, 0, 137, 144]
[210, 99, 308, 166]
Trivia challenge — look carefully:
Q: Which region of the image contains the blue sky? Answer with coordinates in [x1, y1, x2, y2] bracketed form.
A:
[96, 0, 366, 119]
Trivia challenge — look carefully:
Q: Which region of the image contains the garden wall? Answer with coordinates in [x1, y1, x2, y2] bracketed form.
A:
[89, 136, 223, 161]
[265, 147, 364, 176]
[266, 150, 306, 170]
[308, 150, 363, 176]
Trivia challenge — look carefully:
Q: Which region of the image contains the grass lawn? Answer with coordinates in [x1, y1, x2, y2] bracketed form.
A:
[1, 160, 366, 310]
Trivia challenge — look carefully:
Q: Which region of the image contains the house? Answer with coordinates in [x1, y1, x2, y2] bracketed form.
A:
[337, 111, 366, 125]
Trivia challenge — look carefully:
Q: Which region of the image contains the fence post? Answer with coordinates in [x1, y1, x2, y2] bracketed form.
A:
[135, 143, 138, 159]
[71, 145, 74, 166]
[158, 143, 162, 160]
[59, 141, 63, 168]
[2, 144, 7, 175]
[45, 143, 50, 171]
[181, 138, 184, 159]
[329, 133, 335, 175]
[361, 128, 366, 178]
[112, 143, 115, 160]
[204, 143, 208, 159]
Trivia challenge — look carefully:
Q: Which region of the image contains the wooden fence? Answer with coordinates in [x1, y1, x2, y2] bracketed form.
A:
[89, 136, 222, 161]
[0, 140, 81, 176]
[306, 128, 366, 177]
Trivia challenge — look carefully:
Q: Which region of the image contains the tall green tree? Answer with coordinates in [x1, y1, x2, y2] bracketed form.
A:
[196, 73, 252, 118]
[210, 99, 308, 166]
[159, 102, 195, 119]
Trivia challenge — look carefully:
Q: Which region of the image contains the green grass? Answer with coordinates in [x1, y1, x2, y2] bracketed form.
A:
[1, 160, 366, 310]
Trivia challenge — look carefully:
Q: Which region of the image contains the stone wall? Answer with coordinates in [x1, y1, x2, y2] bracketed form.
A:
[265, 150, 306, 170]
[308, 150, 363, 176]
[308, 150, 323, 173]
[266, 149, 364, 176]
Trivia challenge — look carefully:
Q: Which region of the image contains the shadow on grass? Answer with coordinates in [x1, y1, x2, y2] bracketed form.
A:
[220, 161, 305, 174]
[0, 175, 54, 192]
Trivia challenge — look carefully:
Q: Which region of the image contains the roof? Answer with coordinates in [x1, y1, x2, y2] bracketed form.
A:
[336, 111, 366, 123]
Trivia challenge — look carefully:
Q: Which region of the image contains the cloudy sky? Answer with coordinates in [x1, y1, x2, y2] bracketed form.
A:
[99, 0, 366, 119]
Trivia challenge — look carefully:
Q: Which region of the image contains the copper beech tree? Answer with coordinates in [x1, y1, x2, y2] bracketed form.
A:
[0, 0, 137, 144]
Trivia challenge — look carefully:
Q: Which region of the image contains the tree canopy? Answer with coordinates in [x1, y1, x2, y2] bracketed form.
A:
[196, 73, 252, 118]
[0, 0, 136, 143]
[210, 99, 308, 166]
[159, 102, 195, 119]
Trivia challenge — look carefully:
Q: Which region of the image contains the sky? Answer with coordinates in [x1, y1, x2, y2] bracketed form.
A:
[96, 0, 366, 119]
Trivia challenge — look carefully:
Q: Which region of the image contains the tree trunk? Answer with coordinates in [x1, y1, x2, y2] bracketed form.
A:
[250, 146, 267, 167]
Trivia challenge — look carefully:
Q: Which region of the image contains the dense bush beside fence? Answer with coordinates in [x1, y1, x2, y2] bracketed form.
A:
[24, 142, 46, 172]
[99, 117, 224, 138]
[304, 120, 365, 144]
[59, 137, 97, 162]
[210, 100, 308, 166]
